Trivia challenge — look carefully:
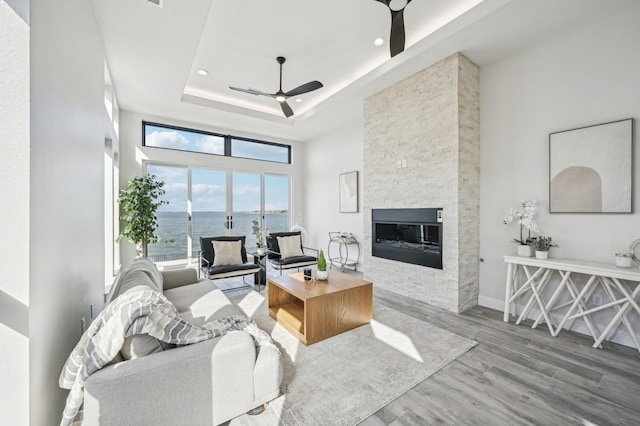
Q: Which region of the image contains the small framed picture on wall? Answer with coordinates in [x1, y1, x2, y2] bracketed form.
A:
[339, 171, 358, 213]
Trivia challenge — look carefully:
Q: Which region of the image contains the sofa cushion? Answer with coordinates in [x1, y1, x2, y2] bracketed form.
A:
[212, 240, 243, 266]
[130, 257, 164, 292]
[118, 269, 162, 297]
[121, 334, 175, 360]
[111, 257, 164, 301]
[163, 281, 242, 327]
[113, 259, 167, 360]
[276, 235, 304, 259]
[105, 268, 127, 305]
[162, 268, 200, 290]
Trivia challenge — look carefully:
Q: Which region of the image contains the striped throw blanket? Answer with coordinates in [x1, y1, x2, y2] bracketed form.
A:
[58, 288, 275, 426]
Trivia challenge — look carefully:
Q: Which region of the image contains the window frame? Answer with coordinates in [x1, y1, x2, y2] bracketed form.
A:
[142, 121, 291, 164]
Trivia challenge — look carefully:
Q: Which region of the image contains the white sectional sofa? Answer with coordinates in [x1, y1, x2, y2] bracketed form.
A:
[82, 258, 283, 425]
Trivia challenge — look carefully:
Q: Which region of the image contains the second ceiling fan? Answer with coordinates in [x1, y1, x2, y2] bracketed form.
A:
[229, 56, 323, 118]
[374, 0, 413, 57]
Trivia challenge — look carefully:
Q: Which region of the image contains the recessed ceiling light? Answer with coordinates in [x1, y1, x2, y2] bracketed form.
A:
[389, 0, 408, 11]
[295, 98, 303, 103]
[197, 69, 209, 76]
[374, 37, 384, 46]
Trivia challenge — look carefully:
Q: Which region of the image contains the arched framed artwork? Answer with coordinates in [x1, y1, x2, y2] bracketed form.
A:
[549, 118, 632, 213]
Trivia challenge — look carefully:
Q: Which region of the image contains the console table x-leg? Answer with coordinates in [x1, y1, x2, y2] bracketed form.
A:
[504, 255, 640, 353]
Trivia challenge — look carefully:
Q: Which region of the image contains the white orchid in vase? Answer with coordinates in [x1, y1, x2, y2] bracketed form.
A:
[504, 199, 540, 246]
[251, 218, 270, 252]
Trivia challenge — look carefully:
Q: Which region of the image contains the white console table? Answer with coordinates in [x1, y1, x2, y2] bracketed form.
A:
[503, 255, 640, 352]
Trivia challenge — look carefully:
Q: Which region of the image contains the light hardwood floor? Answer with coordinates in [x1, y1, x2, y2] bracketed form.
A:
[364, 286, 640, 426]
[221, 267, 640, 425]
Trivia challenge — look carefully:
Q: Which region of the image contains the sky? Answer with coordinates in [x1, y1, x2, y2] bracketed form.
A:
[143, 124, 290, 212]
[145, 124, 289, 162]
[147, 162, 289, 213]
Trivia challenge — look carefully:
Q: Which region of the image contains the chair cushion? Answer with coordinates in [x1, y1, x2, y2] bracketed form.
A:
[212, 240, 243, 266]
[267, 231, 304, 260]
[200, 236, 248, 266]
[277, 235, 304, 259]
[270, 255, 317, 269]
[205, 262, 260, 276]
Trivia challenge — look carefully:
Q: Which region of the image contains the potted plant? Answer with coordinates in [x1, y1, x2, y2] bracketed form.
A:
[533, 236, 558, 259]
[504, 199, 540, 257]
[316, 249, 328, 280]
[117, 174, 168, 257]
[251, 218, 269, 255]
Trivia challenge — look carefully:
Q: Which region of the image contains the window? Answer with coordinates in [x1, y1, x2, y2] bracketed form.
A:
[104, 139, 120, 281]
[143, 121, 291, 164]
[231, 138, 290, 163]
[144, 162, 290, 265]
[144, 122, 225, 155]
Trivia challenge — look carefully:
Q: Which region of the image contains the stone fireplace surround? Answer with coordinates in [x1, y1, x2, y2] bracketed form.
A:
[363, 52, 480, 313]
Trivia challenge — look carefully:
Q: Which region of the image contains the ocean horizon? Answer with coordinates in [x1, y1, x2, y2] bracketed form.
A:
[148, 211, 289, 260]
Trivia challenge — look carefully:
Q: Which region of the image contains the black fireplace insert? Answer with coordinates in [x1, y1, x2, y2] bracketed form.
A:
[372, 208, 443, 269]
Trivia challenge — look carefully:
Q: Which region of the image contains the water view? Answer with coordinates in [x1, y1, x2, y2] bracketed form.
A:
[148, 211, 289, 261]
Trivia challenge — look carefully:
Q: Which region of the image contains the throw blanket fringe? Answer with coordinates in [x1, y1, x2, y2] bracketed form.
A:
[58, 288, 275, 426]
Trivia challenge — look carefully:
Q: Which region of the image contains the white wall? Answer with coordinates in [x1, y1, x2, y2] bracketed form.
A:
[304, 121, 364, 269]
[30, 0, 107, 423]
[118, 111, 307, 267]
[479, 3, 640, 346]
[0, 0, 30, 423]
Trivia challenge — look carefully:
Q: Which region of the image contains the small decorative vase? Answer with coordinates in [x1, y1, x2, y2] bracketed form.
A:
[615, 253, 632, 268]
[517, 245, 534, 257]
[316, 270, 328, 280]
[535, 250, 548, 259]
[256, 247, 265, 255]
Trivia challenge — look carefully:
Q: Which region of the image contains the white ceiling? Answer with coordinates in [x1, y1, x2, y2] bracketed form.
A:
[91, 0, 619, 142]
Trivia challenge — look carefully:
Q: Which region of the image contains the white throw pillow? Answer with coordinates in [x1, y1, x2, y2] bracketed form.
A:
[212, 240, 243, 266]
[277, 235, 304, 259]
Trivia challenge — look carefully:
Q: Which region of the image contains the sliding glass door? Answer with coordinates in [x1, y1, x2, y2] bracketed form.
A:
[144, 163, 290, 263]
[231, 172, 262, 249]
[191, 168, 227, 258]
[264, 174, 290, 234]
[146, 164, 189, 262]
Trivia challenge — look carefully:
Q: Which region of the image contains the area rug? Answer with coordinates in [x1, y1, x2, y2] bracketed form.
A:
[228, 291, 477, 426]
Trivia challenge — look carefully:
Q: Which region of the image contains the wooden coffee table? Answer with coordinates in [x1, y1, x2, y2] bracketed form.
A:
[267, 271, 373, 345]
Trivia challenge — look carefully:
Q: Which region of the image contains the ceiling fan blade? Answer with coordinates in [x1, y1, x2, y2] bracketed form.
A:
[389, 9, 406, 57]
[230, 57, 321, 118]
[285, 81, 324, 97]
[229, 86, 274, 98]
[279, 100, 294, 118]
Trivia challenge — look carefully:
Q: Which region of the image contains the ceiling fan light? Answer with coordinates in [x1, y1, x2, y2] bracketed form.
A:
[275, 94, 286, 102]
[389, 0, 408, 11]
